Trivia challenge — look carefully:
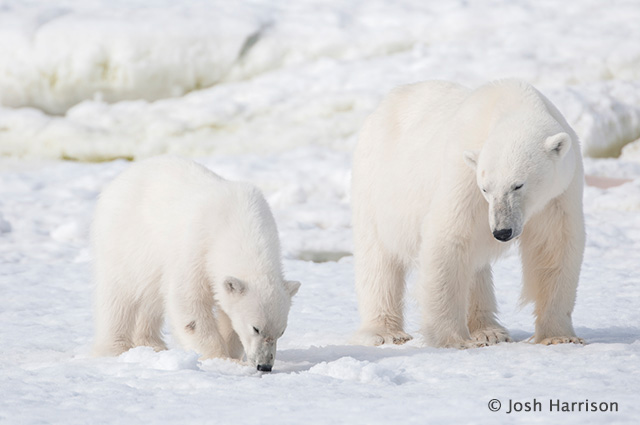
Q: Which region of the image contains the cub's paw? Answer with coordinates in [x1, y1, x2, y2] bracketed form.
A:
[539, 336, 585, 345]
[470, 327, 513, 346]
[352, 329, 413, 346]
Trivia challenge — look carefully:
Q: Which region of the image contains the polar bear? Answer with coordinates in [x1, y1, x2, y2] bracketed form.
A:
[352, 79, 585, 348]
[92, 156, 300, 371]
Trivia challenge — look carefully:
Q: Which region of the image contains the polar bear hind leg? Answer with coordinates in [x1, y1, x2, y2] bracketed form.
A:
[93, 278, 137, 356]
[352, 230, 412, 346]
[132, 284, 167, 352]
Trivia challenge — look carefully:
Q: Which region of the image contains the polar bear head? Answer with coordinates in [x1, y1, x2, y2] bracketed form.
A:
[463, 119, 576, 242]
[218, 277, 300, 371]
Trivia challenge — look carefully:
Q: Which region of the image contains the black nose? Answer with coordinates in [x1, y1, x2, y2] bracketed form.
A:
[493, 228, 513, 242]
[257, 364, 272, 372]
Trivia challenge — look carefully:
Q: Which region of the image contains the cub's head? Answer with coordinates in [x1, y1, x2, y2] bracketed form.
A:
[218, 276, 300, 372]
[463, 130, 576, 242]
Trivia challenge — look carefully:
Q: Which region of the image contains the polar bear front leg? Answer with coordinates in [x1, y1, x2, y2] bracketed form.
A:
[352, 233, 412, 346]
[217, 310, 244, 360]
[166, 269, 230, 359]
[467, 266, 512, 346]
[520, 196, 585, 345]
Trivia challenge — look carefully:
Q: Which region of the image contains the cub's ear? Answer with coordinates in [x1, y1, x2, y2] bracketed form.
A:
[224, 277, 246, 295]
[285, 280, 301, 297]
[545, 132, 572, 159]
[463, 150, 480, 170]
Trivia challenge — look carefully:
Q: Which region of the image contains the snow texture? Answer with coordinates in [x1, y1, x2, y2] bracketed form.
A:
[1, 0, 640, 159]
[1, 1, 640, 424]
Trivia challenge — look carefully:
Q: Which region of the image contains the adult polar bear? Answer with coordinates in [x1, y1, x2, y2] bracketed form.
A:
[92, 157, 300, 371]
[352, 79, 585, 348]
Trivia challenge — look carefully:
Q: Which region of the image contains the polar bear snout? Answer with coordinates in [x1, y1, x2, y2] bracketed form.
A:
[492, 228, 513, 242]
[245, 338, 277, 371]
[252, 349, 275, 372]
[487, 194, 523, 243]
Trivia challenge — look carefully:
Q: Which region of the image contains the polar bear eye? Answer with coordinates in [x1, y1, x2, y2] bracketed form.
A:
[253, 327, 260, 335]
[513, 183, 524, 191]
[481, 188, 487, 193]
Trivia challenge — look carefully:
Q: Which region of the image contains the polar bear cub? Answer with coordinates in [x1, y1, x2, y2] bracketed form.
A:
[352, 79, 585, 348]
[92, 156, 300, 371]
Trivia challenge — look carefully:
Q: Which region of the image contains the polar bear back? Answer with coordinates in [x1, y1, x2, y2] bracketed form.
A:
[92, 156, 282, 291]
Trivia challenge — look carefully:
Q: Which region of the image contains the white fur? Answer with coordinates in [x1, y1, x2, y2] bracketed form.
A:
[92, 156, 300, 369]
[352, 79, 585, 348]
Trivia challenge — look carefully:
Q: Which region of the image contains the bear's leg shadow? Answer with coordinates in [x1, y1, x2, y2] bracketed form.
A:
[352, 232, 412, 346]
[166, 268, 230, 359]
[520, 197, 585, 345]
[467, 266, 512, 345]
[217, 310, 244, 360]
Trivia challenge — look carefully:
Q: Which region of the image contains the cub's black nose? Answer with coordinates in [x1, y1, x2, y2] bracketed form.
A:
[493, 228, 513, 242]
[257, 364, 273, 372]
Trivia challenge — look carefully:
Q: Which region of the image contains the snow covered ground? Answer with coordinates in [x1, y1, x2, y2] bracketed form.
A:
[1, 1, 640, 424]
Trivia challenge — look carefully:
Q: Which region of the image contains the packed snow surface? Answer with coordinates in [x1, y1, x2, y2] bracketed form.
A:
[1, 1, 640, 424]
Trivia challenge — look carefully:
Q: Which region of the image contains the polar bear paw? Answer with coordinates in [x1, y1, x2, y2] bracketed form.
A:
[434, 328, 511, 349]
[447, 339, 501, 350]
[470, 327, 513, 346]
[539, 336, 585, 345]
[352, 328, 413, 346]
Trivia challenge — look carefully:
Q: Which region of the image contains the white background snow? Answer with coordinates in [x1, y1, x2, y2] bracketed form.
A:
[1, 1, 639, 424]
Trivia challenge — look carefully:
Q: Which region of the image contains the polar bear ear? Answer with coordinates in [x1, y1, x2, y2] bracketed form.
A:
[545, 132, 571, 159]
[224, 277, 246, 295]
[463, 150, 480, 170]
[284, 280, 301, 297]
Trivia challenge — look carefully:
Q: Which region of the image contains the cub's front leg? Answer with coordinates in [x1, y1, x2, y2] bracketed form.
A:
[166, 268, 230, 359]
[217, 310, 244, 360]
